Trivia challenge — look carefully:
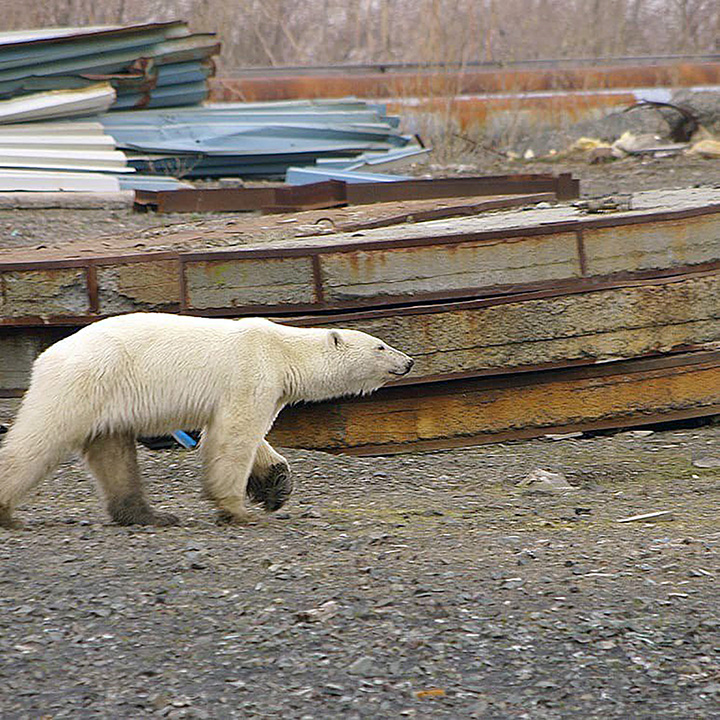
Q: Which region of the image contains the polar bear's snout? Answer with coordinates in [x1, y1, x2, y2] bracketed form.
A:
[389, 351, 415, 376]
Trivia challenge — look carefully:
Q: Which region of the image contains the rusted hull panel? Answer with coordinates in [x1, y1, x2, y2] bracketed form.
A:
[96, 260, 181, 314]
[185, 256, 318, 310]
[320, 231, 581, 302]
[4, 270, 720, 393]
[4, 197, 720, 323]
[583, 215, 720, 275]
[269, 352, 720, 455]
[0, 327, 73, 393]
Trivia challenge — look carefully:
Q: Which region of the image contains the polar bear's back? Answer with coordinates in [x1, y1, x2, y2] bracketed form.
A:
[26, 314, 278, 441]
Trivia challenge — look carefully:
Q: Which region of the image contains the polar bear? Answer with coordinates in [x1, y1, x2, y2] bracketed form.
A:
[0, 313, 413, 529]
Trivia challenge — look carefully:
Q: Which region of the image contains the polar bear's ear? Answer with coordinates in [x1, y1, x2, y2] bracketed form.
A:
[328, 329, 345, 349]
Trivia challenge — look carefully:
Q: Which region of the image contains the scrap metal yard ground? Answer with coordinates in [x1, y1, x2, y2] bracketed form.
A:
[1, 155, 719, 719]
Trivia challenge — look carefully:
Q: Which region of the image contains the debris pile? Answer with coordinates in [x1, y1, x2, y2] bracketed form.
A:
[510, 93, 720, 162]
[0, 22, 219, 116]
[99, 100, 420, 179]
[0, 23, 419, 192]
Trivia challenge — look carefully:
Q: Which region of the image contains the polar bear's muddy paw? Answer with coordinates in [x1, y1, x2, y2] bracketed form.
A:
[216, 508, 259, 525]
[246, 462, 293, 512]
[0, 504, 23, 530]
[108, 496, 179, 526]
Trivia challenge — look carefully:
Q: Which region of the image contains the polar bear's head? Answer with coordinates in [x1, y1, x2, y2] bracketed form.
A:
[313, 328, 414, 401]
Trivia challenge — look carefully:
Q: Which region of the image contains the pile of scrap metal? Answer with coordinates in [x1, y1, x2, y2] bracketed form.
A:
[0, 22, 419, 193]
[99, 100, 424, 178]
[4, 185, 720, 454]
[0, 22, 218, 116]
[0, 21, 217, 195]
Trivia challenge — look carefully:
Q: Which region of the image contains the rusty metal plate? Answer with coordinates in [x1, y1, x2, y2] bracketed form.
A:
[0, 327, 71, 392]
[269, 352, 720, 454]
[185, 256, 318, 310]
[583, 214, 720, 275]
[291, 271, 720, 382]
[319, 232, 581, 302]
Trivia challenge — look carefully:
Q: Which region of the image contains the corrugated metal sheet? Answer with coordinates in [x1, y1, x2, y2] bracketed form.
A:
[0, 168, 120, 192]
[0, 117, 136, 187]
[0, 22, 219, 114]
[0, 83, 115, 123]
[99, 99, 414, 178]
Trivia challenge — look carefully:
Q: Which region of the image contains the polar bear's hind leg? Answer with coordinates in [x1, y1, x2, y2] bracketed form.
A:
[83, 433, 178, 526]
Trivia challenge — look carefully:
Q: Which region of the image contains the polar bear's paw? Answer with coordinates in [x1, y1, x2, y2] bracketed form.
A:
[0, 504, 23, 530]
[216, 508, 259, 525]
[108, 496, 180, 527]
[246, 462, 293, 512]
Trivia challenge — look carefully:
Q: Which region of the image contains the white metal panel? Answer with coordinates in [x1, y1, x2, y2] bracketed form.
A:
[0, 135, 116, 151]
[0, 148, 131, 172]
[0, 84, 115, 124]
[0, 121, 107, 135]
[0, 169, 120, 191]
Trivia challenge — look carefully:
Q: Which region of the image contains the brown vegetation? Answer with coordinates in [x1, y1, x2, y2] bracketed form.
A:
[3, 1, 720, 70]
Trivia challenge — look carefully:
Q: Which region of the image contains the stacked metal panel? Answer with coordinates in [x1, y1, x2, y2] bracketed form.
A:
[99, 100, 415, 178]
[0, 121, 190, 192]
[0, 22, 219, 114]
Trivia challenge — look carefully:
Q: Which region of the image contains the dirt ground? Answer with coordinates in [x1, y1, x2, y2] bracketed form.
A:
[1, 155, 720, 719]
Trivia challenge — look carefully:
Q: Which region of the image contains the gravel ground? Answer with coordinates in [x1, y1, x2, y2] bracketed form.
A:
[2, 157, 720, 719]
[1, 426, 719, 719]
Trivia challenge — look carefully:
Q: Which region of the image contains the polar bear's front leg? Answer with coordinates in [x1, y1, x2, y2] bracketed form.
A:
[246, 440, 293, 512]
[201, 407, 271, 524]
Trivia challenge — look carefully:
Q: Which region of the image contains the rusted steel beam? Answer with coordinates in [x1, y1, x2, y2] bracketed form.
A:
[133, 174, 579, 214]
[330, 193, 556, 233]
[269, 351, 720, 455]
[210, 62, 720, 102]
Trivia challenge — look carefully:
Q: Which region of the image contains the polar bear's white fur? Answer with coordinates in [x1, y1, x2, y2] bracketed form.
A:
[0, 313, 413, 529]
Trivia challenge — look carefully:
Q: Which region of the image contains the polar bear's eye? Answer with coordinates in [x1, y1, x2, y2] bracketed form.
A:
[377, 345, 385, 351]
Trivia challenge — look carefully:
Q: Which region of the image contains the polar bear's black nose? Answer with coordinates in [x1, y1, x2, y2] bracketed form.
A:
[403, 358, 414, 374]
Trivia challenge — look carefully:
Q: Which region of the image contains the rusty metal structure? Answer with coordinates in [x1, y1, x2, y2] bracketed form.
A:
[3, 180, 720, 453]
[211, 60, 720, 102]
[210, 59, 720, 131]
[134, 173, 578, 213]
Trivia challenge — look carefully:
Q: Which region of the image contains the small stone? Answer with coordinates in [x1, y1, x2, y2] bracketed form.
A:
[348, 656, 378, 677]
[692, 457, 720, 468]
[517, 469, 576, 492]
